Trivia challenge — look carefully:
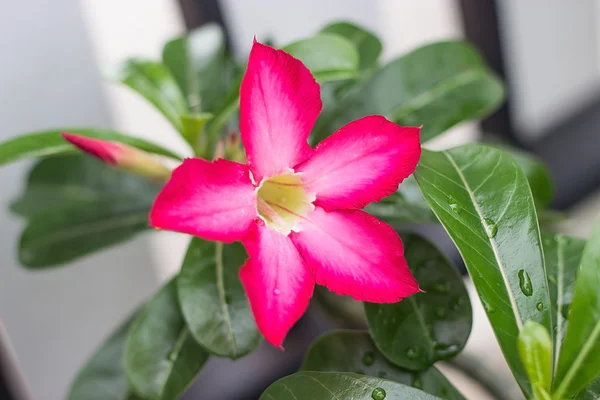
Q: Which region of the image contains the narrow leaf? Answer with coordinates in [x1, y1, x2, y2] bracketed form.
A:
[177, 239, 260, 358]
[320, 21, 382, 69]
[283, 33, 360, 82]
[125, 280, 209, 400]
[113, 59, 188, 133]
[414, 145, 552, 396]
[261, 372, 442, 400]
[517, 321, 552, 394]
[0, 128, 181, 167]
[365, 234, 472, 371]
[554, 215, 600, 398]
[301, 330, 465, 400]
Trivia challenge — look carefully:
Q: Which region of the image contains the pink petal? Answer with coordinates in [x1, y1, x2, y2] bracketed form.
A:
[240, 222, 314, 347]
[295, 116, 421, 210]
[239, 40, 322, 182]
[62, 132, 123, 165]
[290, 207, 419, 303]
[150, 158, 257, 242]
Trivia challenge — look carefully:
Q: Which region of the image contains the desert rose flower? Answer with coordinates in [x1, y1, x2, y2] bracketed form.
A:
[150, 40, 422, 347]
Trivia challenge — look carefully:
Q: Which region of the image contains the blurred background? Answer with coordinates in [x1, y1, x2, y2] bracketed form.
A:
[1, 0, 599, 399]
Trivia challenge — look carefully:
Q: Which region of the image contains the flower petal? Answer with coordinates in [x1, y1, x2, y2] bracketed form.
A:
[239, 40, 322, 182]
[290, 207, 419, 303]
[240, 222, 314, 347]
[295, 116, 421, 210]
[150, 158, 257, 242]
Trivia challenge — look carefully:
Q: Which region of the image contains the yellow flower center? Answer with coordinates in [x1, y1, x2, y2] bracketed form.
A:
[256, 170, 315, 235]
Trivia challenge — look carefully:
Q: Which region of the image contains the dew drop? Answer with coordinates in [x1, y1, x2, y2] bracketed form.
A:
[536, 302, 543, 311]
[405, 346, 422, 360]
[372, 387, 386, 400]
[412, 375, 423, 390]
[362, 351, 375, 366]
[518, 269, 533, 297]
[481, 298, 496, 314]
[273, 289, 281, 295]
[434, 342, 459, 357]
[484, 218, 498, 238]
[448, 197, 461, 213]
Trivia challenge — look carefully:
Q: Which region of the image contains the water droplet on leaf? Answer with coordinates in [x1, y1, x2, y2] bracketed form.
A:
[434, 342, 459, 357]
[405, 346, 422, 359]
[448, 197, 461, 213]
[536, 302, 543, 311]
[481, 298, 495, 314]
[484, 218, 498, 238]
[518, 269, 533, 296]
[371, 387, 386, 400]
[362, 351, 374, 366]
[412, 375, 423, 389]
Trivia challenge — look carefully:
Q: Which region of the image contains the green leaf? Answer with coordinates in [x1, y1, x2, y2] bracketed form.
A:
[554, 216, 600, 398]
[177, 239, 260, 358]
[283, 33, 360, 82]
[576, 376, 600, 400]
[0, 128, 181, 167]
[320, 21, 382, 70]
[125, 280, 209, 400]
[414, 145, 552, 396]
[162, 23, 226, 114]
[68, 314, 137, 400]
[541, 233, 586, 364]
[301, 330, 466, 400]
[365, 234, 472, 371]
[179, 113, 213, 152]
[365, 176, 437, 224]
[312, 41, 504, 144]
[517, 321, 552, 394]
[14, 155, 160, 267]
[260, 371, 442, 400]
[113, 59, 188, 133]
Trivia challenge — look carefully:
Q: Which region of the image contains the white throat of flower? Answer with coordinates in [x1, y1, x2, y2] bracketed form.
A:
[256, 169, 315, 235]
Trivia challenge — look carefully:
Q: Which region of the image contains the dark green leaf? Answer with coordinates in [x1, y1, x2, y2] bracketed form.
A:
[0, 128, 181, 167]
[283, 33, 360, 82]
[365, 176, 437, 224]
[365, 234, 472, 371]
[301, 330, 465, 400]
[113, 59, 188, 133]
[576, 376, 600, 400]
[312, 41, 504, 144]
[414, 145, 552, 396]
[68, 314, 137, 400]
[541, 233, 586, 363]
[14, 155, 160, 267]
[554, 216, 600, 398]
[162, 23, 226, 114]
[261, 371, 442, 400]
[517, 321, 552, 395]
[320, 21, 382, 70]
[177, 239, 260, 358]
[125, 280, 209, 400]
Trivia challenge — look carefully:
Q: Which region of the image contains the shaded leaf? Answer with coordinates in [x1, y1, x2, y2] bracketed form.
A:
[261, 371, 442, 400]
[125, 280, 209, 400]
[283, 33, 360, 82]
[301, 330, 465, 400]
[177, 239, 260, 358]
[365, 234, 472, 371]
[321, 21, 382, 70]
[554, 216, 600, 398]
[0, 128, 181, 167]
[113, 59, 188, 133]
[414, 145, 552, 396]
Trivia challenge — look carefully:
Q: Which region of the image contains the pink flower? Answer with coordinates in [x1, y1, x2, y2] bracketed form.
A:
[150, 40, 422, 347]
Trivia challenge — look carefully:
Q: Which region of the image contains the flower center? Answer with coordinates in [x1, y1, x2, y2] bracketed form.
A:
[256, 170, 315, 235]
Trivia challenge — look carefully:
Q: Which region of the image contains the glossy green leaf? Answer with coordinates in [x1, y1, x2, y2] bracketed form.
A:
[414, 145, 552, 396]
[301, 330, 465, 400]
[113, 59, 188, 133]
[162, 23, 226, 114]
[541, 233, 586, 364]
[68, 314, 137, 400]
[365, 234, 472, 371]
[554, 216, 600, 398]
[125, 280, 209, 400]
[177, 239, 260, 358]
[517, 321, 552, 395]
[365, 176, 437, 224]
[321, 21, 382, 69]
[0, 128, 181, 167]
[261, 372, 441, 400]
[179, 113, 213, 152]
[13, 155, 160, 267]
[312, 41, 504, 144]
[283, 33, 360, 82]
[576, 376, 600, 400]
